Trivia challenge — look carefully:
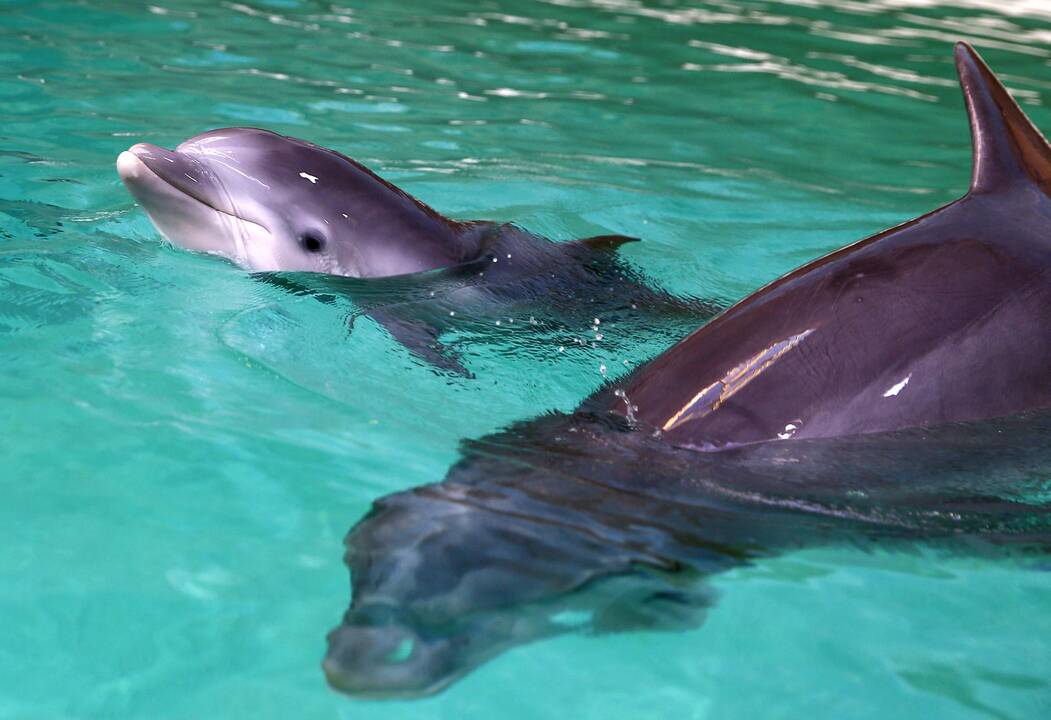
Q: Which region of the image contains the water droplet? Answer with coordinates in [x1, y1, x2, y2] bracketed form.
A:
[614, 388, 637, 424]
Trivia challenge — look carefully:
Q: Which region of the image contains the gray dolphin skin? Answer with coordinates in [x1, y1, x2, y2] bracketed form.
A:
[323, 43, 1051, 697]
[117, 128, 720, 374]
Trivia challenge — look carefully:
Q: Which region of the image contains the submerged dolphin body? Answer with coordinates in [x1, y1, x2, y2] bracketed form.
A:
[327, 411, 1051, 698]
[324, 44, 1051, 696]
[116, 130, 719, 373]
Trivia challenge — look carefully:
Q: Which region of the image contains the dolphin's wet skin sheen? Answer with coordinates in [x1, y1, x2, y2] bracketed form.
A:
[321, 44, 1051, 698]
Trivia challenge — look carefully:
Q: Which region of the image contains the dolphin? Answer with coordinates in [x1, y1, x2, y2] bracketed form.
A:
[116, 130, 721, 373]
[322, 43, 1051, 696]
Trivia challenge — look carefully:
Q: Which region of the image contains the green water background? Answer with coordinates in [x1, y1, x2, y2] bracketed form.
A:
[2, 0, 1050, 717]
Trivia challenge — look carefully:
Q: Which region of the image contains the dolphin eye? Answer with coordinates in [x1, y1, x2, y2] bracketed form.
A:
[300, 232, 325, 253]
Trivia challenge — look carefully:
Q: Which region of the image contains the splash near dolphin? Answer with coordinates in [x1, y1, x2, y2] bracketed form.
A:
[116, 129, 720, 374]
[324, 43, 1051, 697]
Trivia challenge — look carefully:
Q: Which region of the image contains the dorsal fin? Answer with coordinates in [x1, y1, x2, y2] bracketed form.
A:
[955, 42, 1051, 195]
[575, 234, 641, 252]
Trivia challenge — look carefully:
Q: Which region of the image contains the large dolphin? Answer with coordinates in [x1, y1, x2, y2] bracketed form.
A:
[116, 129, 720, 373]
[323, 43, 1051, 697]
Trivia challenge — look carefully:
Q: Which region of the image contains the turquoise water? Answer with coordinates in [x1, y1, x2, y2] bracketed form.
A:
[2, 0, 1051, 717]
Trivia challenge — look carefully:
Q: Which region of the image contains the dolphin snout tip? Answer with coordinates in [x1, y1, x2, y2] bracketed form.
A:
[116, 143, 170, 176]
[117, 143, 185, 185]
[322, 620, 460, 699]
[116, 150, 146, 182]
[321, 656, 352, 692]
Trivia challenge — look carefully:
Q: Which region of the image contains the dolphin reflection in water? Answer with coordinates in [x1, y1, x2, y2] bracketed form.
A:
[325, 43, 1051, 697]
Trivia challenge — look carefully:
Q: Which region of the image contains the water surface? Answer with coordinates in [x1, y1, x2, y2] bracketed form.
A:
[1, 1, 1050, 718]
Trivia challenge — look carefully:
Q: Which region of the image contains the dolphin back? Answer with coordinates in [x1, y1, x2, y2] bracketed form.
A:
[602, 43, 1051, 451]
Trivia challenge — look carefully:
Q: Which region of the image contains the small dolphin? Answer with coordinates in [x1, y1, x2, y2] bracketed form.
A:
[116, 130, 720, 373]
[323, 43, 1051, 696]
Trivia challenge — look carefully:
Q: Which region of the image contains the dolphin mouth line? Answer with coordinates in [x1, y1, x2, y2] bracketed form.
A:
[118, 149, 261, 229]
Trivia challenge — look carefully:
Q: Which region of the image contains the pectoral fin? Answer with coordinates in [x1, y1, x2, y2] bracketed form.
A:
[360, 309, 472, 378]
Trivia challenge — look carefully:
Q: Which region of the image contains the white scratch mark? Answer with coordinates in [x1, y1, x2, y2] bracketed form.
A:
[208, 158, 271, 190]
[883, 373, 912, 398]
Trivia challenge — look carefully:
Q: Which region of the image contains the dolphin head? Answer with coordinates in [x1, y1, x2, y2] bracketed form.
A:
[117, 128, 472, 277]
[323, 442, 717, 699]
[321, 484, 572, 698]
